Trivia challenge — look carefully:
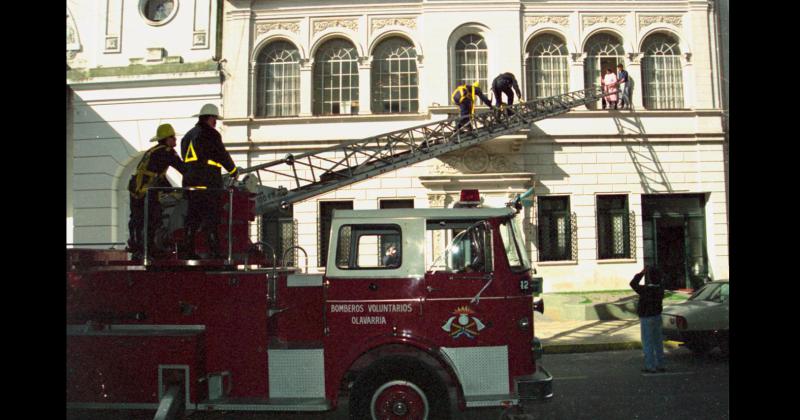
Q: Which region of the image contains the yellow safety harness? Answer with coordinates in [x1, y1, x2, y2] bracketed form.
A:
[129, 145, 168, 200]
[451, 85, 478, 114]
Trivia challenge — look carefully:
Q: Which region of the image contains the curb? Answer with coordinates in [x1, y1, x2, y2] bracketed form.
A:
[542, 340, 683, 354]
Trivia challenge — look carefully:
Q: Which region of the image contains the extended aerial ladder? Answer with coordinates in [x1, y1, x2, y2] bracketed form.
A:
[235, 87, 614, 216]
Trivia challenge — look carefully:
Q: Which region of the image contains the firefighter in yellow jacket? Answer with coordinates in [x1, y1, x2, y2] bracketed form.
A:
[127, 123, 187, 260]
[179, 104, 241, 259]
[451, 80, 493, 130]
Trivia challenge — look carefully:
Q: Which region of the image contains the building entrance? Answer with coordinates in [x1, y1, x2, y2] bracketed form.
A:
[642, 194, 708, 291]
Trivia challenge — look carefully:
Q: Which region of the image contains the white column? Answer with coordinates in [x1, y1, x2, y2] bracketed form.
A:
[300, 59, 313, 117]
[688, 1, 715, 109]
[627, 52, 644, 109]
[358, 56, 371, 115]
[682, 52, 695, 109]
[570, 53, 587, 109]
[248, 61, 256, 118]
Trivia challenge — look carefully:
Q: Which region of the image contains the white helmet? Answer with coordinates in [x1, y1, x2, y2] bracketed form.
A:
[193, 103, 222, 119]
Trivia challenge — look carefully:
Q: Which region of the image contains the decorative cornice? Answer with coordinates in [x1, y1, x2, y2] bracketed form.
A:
[313, 18, 358, 35]
[639, 15, 683, 29]
[255, 20, 301, 36]
[525, 15, 569, 29]
[582, 15, 626, 29]
[372, 17, 417, 32]
[433, 147, 520, 175]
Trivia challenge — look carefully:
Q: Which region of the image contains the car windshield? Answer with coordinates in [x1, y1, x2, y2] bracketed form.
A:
[499, 216, 531, 273]
[688, 282, 728, 302]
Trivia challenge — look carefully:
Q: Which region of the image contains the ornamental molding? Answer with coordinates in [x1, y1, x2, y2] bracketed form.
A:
[525, 15, 569, 29]
[582, 15, 626, 29]
[638, 15, 683, 29]
[255, 20, 301, 36]
[428, 194, 449, 208]
[433, 147, 521, 175]
[313, 18, 359, 35]
[371, 17, 417, 32]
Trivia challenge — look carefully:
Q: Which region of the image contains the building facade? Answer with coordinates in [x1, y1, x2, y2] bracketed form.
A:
[67, 0, 729, 293]
[67, 0, 223, 245]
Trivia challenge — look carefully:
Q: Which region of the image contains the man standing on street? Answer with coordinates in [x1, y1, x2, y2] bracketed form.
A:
[179, 104, 240, 260]
[630, 266, 666, 373]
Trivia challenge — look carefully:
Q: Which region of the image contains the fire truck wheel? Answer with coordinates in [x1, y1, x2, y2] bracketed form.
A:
[350, 357, 450, 420]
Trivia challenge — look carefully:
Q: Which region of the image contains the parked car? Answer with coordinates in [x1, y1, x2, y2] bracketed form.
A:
[661, 280, 729, 354]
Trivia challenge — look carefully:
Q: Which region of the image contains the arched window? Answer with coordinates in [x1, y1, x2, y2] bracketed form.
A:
[454, 34, 488, 89]
[584, 33, 625, 110]
[313, 39, 359, 115]
[642, 33, 684, 109]
[371, 37, 419, 113]
[255, 41, 301, 117]
[526, 34, 569, 99]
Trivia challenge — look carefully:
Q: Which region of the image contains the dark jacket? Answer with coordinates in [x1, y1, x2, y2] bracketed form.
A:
[492, 73, 522, 98]
[128, 143, 187, 199]
[630, 271, 664, 317]
[180, 123, 236, 189]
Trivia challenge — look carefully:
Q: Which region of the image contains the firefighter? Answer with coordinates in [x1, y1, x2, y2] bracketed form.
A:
[127, 123, 187, 260]
[451, 80, 493, 131]
[491, 72, 523, 114]
[179, 104, 241, 260]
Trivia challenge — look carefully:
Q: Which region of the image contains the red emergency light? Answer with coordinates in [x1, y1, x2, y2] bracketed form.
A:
[455, 189, 481, 208]
[460, 189, 480, 202]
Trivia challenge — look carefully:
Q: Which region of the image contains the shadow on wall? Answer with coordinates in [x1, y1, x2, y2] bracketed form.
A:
[524, 124, 571, 256]
[70, 94, 149, 246]
[611, 110, 673, 194]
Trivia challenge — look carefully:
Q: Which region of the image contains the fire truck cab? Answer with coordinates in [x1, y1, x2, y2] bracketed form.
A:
[66, 189, 551, 419]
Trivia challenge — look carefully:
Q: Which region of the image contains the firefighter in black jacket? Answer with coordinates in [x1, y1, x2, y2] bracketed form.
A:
[179, 104, 240, 259]
[491, 72, 523, 112]
[127, 123, 187, 260]
[451, 81, 493, 131]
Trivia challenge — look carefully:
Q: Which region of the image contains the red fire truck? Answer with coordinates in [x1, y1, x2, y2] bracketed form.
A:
[68, 88, 612, 419]
[67, 187, 550, 419]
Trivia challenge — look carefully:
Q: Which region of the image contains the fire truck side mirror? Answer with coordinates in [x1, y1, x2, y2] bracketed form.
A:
[531, 276, 543, 295]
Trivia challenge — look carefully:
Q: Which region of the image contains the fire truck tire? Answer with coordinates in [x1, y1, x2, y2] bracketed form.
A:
[349, 357, 451, 420]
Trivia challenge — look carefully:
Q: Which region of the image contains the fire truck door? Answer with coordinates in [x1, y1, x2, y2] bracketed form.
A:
[423, 221, 501, 342]
[324, 221, 425, 350]
[423, 220, 514, 397]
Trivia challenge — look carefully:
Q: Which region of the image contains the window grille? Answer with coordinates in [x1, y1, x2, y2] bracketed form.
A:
[313, 39, 360, 115]
[256, 41, 301, 117]
[642, 33, 684, 109]
[455, 34, 488, 89]
[526, 34, 569, 99]
[597, 195, 634, 260]
[537, 197, 576, 262]
[371, 37, 419, 113]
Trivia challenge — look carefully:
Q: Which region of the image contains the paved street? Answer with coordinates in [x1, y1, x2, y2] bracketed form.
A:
[68, 347, 728, 420]
[468, 347, 729, 420]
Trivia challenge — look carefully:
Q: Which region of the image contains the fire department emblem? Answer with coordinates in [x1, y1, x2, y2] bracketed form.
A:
[441, 306, 486, 339]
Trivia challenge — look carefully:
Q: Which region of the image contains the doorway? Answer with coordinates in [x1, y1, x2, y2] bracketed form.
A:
[655, 218, 686, 290]
[642, 194, 708, 291]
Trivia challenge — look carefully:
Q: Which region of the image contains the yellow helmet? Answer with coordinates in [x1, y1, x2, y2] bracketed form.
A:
[150, 123, 176, 142]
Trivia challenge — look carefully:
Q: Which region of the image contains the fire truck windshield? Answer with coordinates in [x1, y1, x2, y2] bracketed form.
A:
[500, 216, 531, 273]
